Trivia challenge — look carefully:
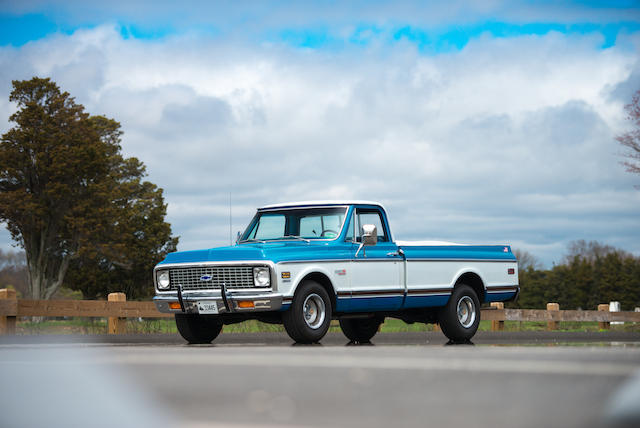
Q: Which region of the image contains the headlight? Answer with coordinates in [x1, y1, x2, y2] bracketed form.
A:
[156, 270, 170, 290]
[253, 267, 270, 287]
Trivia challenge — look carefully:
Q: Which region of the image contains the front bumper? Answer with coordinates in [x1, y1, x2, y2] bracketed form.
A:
[153, 290, 284, 314]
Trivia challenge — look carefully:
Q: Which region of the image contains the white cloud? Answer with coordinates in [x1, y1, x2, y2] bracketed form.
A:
[1, 25, 639, 266]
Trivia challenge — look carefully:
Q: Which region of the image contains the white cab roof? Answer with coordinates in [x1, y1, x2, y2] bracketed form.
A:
[260, 200, 386, 210]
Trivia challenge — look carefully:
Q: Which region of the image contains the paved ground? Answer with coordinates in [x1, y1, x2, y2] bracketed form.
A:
[2, 330, 640, 346]
[1, 332, 639, 428]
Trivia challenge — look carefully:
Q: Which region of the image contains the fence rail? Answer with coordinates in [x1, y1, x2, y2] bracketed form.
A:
[12, 299, 172, 318]
[481, 308, 640, 322]
[1, 288, 638, 335]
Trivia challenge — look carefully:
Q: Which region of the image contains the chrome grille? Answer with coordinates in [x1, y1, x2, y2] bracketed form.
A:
[169, 266, 257, 290]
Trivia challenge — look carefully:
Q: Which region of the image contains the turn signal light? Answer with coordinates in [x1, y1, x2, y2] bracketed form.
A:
[238, 301, 255, 309]
[169, 302, 181, 310]
[508, 268, 515, 275]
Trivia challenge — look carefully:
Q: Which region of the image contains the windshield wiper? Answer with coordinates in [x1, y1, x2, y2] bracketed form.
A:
[281, 235, 311, 243]
[239, 238, 266, 243]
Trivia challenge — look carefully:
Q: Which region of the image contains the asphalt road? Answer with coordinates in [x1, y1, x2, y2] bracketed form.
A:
[1, 332, 639, 428]
[2, 330, 640, 346]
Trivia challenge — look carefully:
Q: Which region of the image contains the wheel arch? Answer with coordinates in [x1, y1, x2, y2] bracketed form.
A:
[295, 271, 337, 310]
[453, 270, 486, 303]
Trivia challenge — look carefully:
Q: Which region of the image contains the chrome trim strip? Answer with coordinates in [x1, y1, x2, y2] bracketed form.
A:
[351, 295, 404, 299]
[407, 288, 452, 294]
[278, 258, 516, 265]
[351, 289, 405, 296]
[407, 293, 451, 297]
[156, 260, 276, 269]
[486, 286, 519, 293]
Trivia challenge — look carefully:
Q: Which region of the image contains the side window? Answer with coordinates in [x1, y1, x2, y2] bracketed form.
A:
[358, 211, 388, 242]
[345, 209, 388, 242]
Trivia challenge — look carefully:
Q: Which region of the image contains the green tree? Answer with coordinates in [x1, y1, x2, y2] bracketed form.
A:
[0, 77, 178, 299]
[513, 241, 640, 310]
[65, 178, 178, 299]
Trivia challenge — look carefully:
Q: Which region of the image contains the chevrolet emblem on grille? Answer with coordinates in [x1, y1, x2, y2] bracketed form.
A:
[199, 274, 213, 282]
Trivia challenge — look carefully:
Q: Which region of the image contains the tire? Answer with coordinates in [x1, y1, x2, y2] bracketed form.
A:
[437, 284, 480, 342]
[175, 313, 223, 344]
[283, 280, 332, 344]
[339, 317, 383, 343]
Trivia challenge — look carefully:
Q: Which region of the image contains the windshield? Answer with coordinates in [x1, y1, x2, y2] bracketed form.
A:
[241, 207, 348, 242]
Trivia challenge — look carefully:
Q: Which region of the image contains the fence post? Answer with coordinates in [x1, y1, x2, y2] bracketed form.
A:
[546, 303, 559, 331]
[597, 304, 610, 330]
[490, 302, 504, 331]
[0, 288, 17, 335]
[108, 292, 127, 334]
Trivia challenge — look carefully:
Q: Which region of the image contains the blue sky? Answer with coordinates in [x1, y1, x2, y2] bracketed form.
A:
[1, 1, 640, 266]
[2, 1, 640, 50]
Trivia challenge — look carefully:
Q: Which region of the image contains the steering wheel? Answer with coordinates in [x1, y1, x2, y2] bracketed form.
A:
[320, 229, 338, 237]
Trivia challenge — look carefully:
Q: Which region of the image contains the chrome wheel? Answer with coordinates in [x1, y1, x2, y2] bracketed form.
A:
[457, 296, 476, 328]
[303, 293, 326, 329]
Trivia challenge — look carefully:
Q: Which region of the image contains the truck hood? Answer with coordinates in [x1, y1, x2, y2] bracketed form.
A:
[157, 241, 350, 265]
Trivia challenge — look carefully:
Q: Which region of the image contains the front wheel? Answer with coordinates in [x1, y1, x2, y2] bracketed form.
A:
[283, 280, 332, 344]
[437, 284, 480, 342]
[175, 314, 223, 344]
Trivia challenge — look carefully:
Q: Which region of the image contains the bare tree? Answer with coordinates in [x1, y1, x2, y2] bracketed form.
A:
[617, 89, 640, 177]
[513, 249, 541, 271]
[564, 240, 623, 264]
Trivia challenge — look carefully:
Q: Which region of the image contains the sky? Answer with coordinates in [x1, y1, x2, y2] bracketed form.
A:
[0, 0, 639, 266]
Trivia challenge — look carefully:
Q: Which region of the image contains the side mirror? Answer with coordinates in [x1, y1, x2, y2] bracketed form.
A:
[356, 224, 377, 257]
[362, 224, 378, 246]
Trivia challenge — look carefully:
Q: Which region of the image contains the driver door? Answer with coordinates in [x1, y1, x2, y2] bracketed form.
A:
[346, 208, 403, 311]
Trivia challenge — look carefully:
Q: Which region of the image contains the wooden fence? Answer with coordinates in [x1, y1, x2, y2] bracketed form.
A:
[1, 288, 639, 335]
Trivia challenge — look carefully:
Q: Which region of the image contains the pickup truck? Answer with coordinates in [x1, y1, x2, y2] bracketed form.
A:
[153, 201, 519, 344]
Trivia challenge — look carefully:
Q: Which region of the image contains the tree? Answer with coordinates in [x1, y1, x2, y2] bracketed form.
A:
[616, 89, 640, 177]
[514, 241, 640, 310]
[0, 77, 178, 299]
[564, 239, 619, 264]
[64, 178, 179, 299]
[513, 249, 541, 271]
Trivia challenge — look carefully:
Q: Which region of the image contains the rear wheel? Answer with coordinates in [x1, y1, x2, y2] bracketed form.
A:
[437, 284, 480, 342]
[339, 317, 383, 343]
[175, 314, 223, 344]
[283, 280, 332, 344]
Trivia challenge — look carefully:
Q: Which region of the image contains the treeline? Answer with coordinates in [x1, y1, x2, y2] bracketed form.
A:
[513, 241, 640, 311]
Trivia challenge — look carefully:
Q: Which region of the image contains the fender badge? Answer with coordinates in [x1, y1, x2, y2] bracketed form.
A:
[335, 269, 347, 276]
[281, 272, 291, 279]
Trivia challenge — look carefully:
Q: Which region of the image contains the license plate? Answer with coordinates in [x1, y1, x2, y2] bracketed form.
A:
[197, 301, 219, 314]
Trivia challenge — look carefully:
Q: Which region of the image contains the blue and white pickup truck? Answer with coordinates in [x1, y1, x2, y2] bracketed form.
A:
[153, 201, 518, 344]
